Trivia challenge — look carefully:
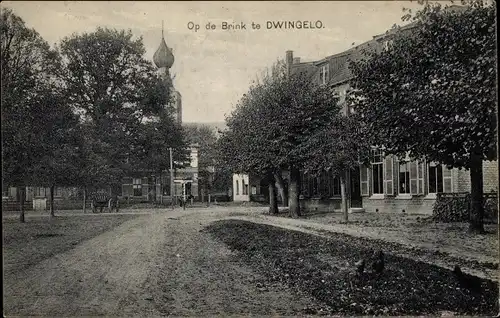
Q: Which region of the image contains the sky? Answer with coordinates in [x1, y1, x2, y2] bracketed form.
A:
[4, 1, 430, 123]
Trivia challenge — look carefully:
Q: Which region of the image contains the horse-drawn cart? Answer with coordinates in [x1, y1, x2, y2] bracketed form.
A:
[90, 192, 119, 213]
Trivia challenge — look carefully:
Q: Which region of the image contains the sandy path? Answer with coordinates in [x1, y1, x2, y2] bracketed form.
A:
[3, 211, 173, 316]
[149, 209, 314, 316]
[4, 206, 497, 316]
[3, 208, 313, 316]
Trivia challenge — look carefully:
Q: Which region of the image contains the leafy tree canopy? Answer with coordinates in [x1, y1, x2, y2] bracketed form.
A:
[58, 27, 184, 187]
[350, 1, 496, 169]
[218, 59, 340, 178]
[1, 8, 77, 188]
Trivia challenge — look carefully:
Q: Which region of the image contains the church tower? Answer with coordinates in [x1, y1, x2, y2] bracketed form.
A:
[153, 22, 182, 123]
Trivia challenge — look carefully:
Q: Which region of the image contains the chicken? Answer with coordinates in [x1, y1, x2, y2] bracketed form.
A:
[371, 250, 384, 275]
[355, 259, 365, 275]
[453, 265, 482, 292]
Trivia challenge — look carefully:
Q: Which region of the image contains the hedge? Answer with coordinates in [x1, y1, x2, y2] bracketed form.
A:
[432, 192, 498, 223]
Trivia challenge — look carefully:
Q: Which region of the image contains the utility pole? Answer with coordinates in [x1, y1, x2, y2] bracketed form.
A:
[170, 147, 175, 209]
[182, 182, 186, 210]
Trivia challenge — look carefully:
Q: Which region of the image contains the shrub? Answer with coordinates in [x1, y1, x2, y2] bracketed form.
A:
[432, 192, 498, 223]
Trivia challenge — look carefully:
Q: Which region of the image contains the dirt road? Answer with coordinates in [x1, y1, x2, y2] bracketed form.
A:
[3, 208, 314, 316]
[4, 206, 497, 316]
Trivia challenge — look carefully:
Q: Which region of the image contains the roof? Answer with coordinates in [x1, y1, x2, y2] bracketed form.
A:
[322, 21, 419, 86]
[290, 61, 317, 78]
[288, 5, 466, 87]
[329, 61, 352, 86]
[153, 36, 174, 69]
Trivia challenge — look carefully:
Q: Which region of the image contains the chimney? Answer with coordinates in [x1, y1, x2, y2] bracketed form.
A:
[293, 57, 300, 64]
[285, 50, 293, 75]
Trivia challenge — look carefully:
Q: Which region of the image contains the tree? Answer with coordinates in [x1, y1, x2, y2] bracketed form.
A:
[27, 87, 81, 217]
[255, 61, 291, 207]
[306, 114, 371, 222]
[58, 27, 179, 194]
[1, 8, 65, 221]
[218, 61, 339, 217]
[133, 112, 189, 201]
[350, 2, 496, 233]
[216, 83, 284, 214]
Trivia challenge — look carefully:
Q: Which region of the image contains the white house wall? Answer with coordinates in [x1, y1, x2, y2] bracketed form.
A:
[233, 174, 250, 202]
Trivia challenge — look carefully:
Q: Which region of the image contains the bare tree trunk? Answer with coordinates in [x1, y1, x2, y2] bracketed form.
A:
[83, 187, 87, 213]
[19, 186, 25, 223]
[288, 166, 301, 218]
[274, 171, 288, 207]
[160, 172, 163, 205]
[268, 179, 279, 215]
[340, 171, 348, 223]
[49, 185, 55, 217]
[468, 154, 485, 234]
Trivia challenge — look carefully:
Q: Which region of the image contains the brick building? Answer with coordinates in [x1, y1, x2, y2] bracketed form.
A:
[234, 12, 498, 214]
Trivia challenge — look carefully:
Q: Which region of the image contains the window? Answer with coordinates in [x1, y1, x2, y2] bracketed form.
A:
[428, 163, 443, 194]
[384, 156, 394, 195]
[235, 179, 239, 195]
[427, 163, 454, 194]
[319, 63, 329, 84]
[339, 89, 347, 104]
[243, 181, 249, 195]
[442, 166, 453, 193]
[311, 176, 320, 196]
[409, 161, 425, 195]
[133, 178, 142, 196]
[323, 171, 340, 197]
[55, 187, 63, 197]
[162, 183, 171, 196]
[34, 187, 47, 197]
[185, 183, 192, 196]
[399, 162, 411, 194]
[251, 186, 257, 195]
[371, 149, 384, 194]
[190, 151, 198, 168]
[360, 166, 370, 196]
[332, 176, 341, 196]
[300, 171, 310, 197]
[383, 39, 394, 51]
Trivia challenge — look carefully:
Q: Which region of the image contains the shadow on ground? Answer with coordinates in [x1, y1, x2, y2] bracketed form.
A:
[206, 219, 499, 316]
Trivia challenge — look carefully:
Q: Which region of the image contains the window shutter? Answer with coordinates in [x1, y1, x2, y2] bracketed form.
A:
[384, 156, 394, 195]
[417, 161, 425, 195]
[409, 161, 418, 195]
[360, 166, 370, 196]
[443, 166, 453, 193]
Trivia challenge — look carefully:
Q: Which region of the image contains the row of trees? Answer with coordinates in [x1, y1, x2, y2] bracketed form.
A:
[215, 61, 369, 219]
[215, 1, 496, 233]
[1, 8, 189, 222]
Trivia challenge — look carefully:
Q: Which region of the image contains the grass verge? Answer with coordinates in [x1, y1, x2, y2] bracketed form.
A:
[2, 214, 140, 275]
[206, 219, 499, 316]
